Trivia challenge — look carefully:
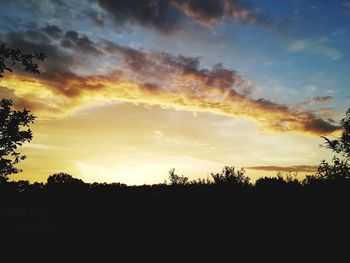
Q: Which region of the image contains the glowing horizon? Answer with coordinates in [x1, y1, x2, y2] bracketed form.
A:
[1, 0, 349, 185]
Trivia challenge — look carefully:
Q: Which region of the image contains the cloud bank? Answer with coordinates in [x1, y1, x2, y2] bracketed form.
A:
[0, 26, 340, 135]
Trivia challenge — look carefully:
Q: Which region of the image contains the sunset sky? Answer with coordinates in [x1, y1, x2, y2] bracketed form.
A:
[1, 0, 349, 184]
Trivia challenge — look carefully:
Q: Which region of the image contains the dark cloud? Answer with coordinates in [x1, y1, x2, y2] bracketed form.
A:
[1, 25, 105, 99]
[254, 98, 339, 134]
[302, 117, 340, 134]
[172, 0, 271, 27]
[104, 40, 248, 93]
[43, 25, 63, 39]
[2, 25, 103, 75]
[103, 41, 149, 72]
[3, 30, 74, 74]
[61, 30, 102, 56]
[97, 0, 180, 33]
[255, 98, 289, 112]
[97, 0, 271, 33]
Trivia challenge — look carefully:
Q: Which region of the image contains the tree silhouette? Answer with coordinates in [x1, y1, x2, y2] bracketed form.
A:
[0, 43, 45, 180]
[168, 168, 189, 185]
[47, 173, 84, 185]
[0, 99, 35, 180]
[211, 166, 250, 186]
[311, 157, 350, 182]
[316, 108, 350, 182]
[322, 108, 350, 159]
[0, 42, 46, 78]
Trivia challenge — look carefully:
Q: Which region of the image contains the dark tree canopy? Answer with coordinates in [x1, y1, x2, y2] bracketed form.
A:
[211, 166, 250, 186]
[315, 108, 350, 182]
[322, 108, 350, 160]
[0, 42, 46, 78]
[47, 173, 84, 185]
[0, 43, 46, 180]
[0, 99, 35, 180]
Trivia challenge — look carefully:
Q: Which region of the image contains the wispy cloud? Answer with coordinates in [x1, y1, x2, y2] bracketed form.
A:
[292, 96, 334, 112]
[287, 38, 342, 60]
[247, 165, 318, 173]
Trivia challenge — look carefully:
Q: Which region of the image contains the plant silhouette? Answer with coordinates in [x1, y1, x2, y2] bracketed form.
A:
[0, 42, 45, 180]
[0, 42, 46, 78]
[0, 99, 35, 180]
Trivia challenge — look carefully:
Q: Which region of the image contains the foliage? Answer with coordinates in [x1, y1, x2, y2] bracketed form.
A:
[304, 157, 350, 184]
[321, 108, 350, 159]
[0, 42, 46, 78]
[168, 168, 189, 185]
[0, 43, 46, 179]
[307, 108, 350, 183]
[47, 173, 85, 185]
[211, 166, 250, 186]
[0, 99, 35, 180]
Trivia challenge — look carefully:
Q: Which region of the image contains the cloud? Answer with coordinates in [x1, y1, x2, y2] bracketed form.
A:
[5, 0, 77, 24]
[293, 96, 333, 111]
[1, 28, 339, 135]
[342, 1, 350, 14]
[2, 59, 339, 135]
[4, 73, 339, 135]
[42, 24, 63, 39]
[247, 165, 318, 173]
[308, 96, 333, 104]
[0, 86, 41, 111]
[2, 25, 103, 75]
[60, 30, 103, 56]
[288, 38, 342, 60]
[171, 0, 271, 27]
[96, 0, 271, 33]
[97, 0, 180, 33]
[3, 31, 74, 74]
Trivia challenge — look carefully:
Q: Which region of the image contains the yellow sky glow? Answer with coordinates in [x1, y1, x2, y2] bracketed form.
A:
[11, 101, 333, 185]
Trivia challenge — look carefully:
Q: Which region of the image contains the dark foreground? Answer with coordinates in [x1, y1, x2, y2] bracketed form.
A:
[1, 178, 349, 238]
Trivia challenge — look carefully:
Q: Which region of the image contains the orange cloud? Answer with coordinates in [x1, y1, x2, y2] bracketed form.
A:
[1, 68, 340, 136]
[247, 165, 318, 173]
[171, 0, 271, 27]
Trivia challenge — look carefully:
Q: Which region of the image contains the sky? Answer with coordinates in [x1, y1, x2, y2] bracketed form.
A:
[0, 0, 349, 185]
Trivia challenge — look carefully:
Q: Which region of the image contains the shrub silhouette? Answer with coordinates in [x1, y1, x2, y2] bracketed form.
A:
[211, 166, 250, 186]
[168, 168, 189, 185]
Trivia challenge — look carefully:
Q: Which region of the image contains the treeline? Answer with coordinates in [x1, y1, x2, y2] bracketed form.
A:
[0, 164, 349, 233]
